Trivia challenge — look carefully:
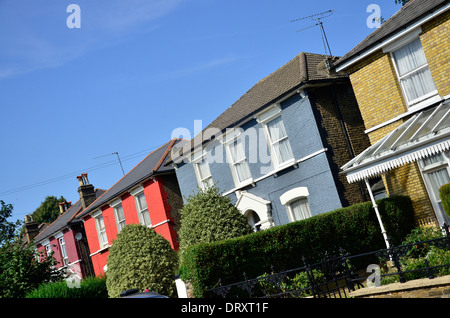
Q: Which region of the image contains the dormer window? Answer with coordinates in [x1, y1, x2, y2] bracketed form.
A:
[391, 37, 438, 106]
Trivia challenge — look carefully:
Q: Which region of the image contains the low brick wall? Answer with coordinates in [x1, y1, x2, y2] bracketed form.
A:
[350, 275, 450, 298]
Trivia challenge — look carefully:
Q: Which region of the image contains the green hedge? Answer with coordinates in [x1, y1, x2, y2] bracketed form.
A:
[25, 275, 107, 298]
[439, 183, 450, 218]
[179, 196, 414, 297]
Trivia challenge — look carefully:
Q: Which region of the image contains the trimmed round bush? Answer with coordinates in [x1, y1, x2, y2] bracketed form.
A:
[105, 224, 178, 298]
[178, 185, 253, 254]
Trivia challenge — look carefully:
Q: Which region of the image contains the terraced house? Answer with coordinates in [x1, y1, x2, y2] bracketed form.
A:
[28, 184, 106, 280]
[76, 139, 184, 276]
[336, 0, 450, 228]
[170, 51, 372, 231]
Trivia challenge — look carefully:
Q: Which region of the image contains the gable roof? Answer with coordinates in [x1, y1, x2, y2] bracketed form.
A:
[77, 139, 182, 218]
[168, 52, 347, 164]
[334, 0, 449, 71]
[203, 52, 345, 136]
[34, 189, 106, 245]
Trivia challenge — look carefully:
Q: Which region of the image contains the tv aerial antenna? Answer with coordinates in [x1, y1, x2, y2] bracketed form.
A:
[93, 152, 125, 176]
[291, 9, 335, 62]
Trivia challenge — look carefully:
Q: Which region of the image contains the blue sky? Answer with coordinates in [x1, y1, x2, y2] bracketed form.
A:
[0, 0, 402, 224]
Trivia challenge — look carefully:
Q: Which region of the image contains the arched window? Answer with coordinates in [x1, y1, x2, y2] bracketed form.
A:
[280, 187, 312, 222]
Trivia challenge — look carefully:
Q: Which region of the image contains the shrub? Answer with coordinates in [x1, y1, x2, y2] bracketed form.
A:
[25, 275, 107, 298]
[178, 185, 253, 255]
[381, 226, 450, 285]
[258, 270, 325, 298]
[180, 196, 414, 297]
[106, 224, 178, 298]
[439, 183, 450, 218]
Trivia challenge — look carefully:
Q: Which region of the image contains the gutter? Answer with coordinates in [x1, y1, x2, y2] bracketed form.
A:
[335, 3, 450, 72]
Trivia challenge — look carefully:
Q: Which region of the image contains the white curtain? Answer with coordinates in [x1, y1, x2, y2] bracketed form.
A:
[267, 117, 294, 164]
[97, 216, 108, 246]
[229, 139, 252, 183]
[137, 193, 151, 226]
[290, 199, 311, 221]
[428, 168, 450, 200]
[115, 205, 126, 231]
[197, 159, 213, 187]
[393, 38, 436, 102]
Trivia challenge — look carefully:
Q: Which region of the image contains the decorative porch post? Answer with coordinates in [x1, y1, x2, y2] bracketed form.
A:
[364, 178, 390, 249]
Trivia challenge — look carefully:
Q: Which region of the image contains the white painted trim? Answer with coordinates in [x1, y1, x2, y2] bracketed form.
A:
[382, 27, 422, 53]
[129, 185, 144, 196]
[335, 3, 450, 72]
[109, 198, 122, 208]
[90, 245, 110, 257]
[280, 187, 310, 205]
[151, 219, 171, 229]
[223, 148, 327, 196]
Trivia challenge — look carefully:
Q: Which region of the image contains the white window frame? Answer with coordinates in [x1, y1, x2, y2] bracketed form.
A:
[280, 187, 312, 222]
[45, 243, 52, 257]
[192, 149, 214, 190]
[93, 211, 108, 249]
[387, 31, 438, 108]
[224, 130, 253, 187]
[418, 151, 450, 225]
[257, 105, 295, 169]
[110, 199, 126, 233]
[58, 236, 69, 266]
[130, 186, 152, 227]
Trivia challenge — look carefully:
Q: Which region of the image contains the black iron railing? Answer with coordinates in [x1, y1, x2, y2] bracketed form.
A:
[207, 224, 450, 298]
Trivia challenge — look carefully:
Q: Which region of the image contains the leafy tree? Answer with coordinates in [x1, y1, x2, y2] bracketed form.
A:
[178, 185, 253, 254]
[0, 200, 21, 246]
[32, 195, 67, 224]
[0, 201, 63, 298]
[0, 240, 63, 298]
[106, 224, 178, 298]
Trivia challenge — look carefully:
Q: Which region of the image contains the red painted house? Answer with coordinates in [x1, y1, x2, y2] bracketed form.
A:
[75, 139, 184, 276]
[29, 185, 106, 280]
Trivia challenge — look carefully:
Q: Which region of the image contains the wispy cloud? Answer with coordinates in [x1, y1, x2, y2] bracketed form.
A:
[0, 0, 185, 79]
[156, 56, 239, 81]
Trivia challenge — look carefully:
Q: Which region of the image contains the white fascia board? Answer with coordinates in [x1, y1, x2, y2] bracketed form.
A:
[335, 4, 450, 72]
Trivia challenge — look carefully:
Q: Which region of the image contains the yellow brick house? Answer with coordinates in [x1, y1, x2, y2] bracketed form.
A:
[334, 0, 450, 230]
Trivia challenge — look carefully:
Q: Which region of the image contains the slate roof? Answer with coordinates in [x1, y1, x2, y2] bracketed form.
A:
[167, 52, 347, 165]
[76, 139, 183, 218]
[34, 189, 106, 245]
[202, 52, 345, 136]
[334, 0, 449, 69]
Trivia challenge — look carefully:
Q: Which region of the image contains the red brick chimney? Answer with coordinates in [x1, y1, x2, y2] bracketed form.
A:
[24, 215, 39, 244]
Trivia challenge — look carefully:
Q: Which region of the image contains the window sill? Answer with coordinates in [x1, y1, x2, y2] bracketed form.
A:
[223, 148, 327, 196]
[90, 245, 110, 257]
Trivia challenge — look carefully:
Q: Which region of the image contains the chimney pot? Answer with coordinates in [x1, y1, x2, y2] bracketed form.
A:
[77, 173, 96, 209]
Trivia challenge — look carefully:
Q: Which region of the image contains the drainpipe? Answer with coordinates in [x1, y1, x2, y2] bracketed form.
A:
[364, 178, 390, 249]
[330, 83, 367, 201]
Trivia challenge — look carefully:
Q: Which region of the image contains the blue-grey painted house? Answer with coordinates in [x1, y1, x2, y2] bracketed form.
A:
[170, 52, 373, 231]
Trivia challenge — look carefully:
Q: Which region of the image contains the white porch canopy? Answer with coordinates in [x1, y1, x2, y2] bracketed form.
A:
[341, 99, 450, 248]
[342, 100, 450, 184]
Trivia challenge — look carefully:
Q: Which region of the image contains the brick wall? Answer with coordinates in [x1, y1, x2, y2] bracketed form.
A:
[383, 162, 437, 225]
[421, 9, 450, 98]
[308, 81, 372, 206]
[350, 275, 450, 298]
[341, 11, 449, 226]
